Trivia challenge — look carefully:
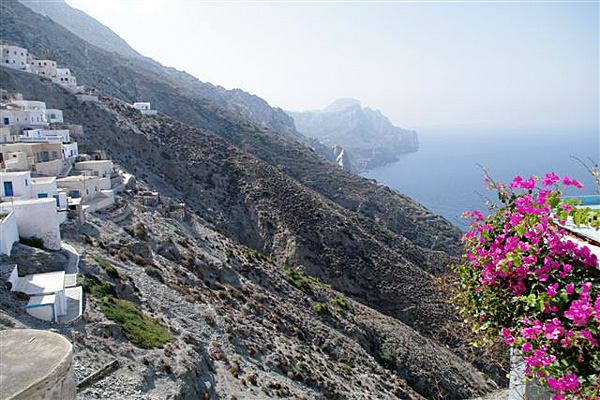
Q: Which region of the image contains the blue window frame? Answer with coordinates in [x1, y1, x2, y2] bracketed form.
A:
[37, 193, 48, 198]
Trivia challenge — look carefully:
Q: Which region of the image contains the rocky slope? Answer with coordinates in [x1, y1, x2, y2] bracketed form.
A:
[288, 99, 419, 171]
[18, 0, 351, 171]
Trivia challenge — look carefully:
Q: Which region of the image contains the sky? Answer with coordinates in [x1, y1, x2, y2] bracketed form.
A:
[65, 0, 599, 131]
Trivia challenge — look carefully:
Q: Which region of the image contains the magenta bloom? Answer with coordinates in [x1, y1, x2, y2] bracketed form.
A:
[542, 172, 560, 186]
[580, 330, 598, 347]
[564, 299, 593, 326]
[502, 327, 514, 345]
[547, 283, 559, 297]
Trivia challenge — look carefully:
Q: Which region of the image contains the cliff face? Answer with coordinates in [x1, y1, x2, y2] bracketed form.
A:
[288, 99, 419, 171]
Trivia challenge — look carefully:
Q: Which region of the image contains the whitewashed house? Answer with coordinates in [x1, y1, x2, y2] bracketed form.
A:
[52, 68, 77, 89]
[0, 151, 29, 171]
[1, 142, 64, 176]
[132, 102, 157, 115]
[19, 128, 70, 144]
[0, 198, 62, 250]
[6, 266, 83, 323]
[61, 142, 78, 161]
[0, 45, 29, 71]
[0, 211, 19, 256]
[45, 109, 64, 124]
[31, 176, 68, 212]
[30, 60, 58, 78]
[0, 170, 31, 200]
[56, 175, 100, 201]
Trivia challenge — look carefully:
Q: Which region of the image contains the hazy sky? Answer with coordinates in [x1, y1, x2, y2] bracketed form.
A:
[66, 0, 599, 131]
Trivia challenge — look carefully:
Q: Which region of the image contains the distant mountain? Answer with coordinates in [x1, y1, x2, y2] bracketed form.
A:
[288, 99, 419, 171]
[19, 0, 352, 170]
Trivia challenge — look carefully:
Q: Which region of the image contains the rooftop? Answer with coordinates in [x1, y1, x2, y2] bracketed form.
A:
[0, 329, 73, 399]
[11, 269, 66, 295]
[57, 175, 98, 182]
[31, 176, 56, 184]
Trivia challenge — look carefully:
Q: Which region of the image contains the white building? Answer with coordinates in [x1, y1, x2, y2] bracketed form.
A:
[74, 160, 113, 178]
[0, 198, 62, 250]
[6, 266, 83, 323]
[62, 142, 78, 161]
[0, 170, 31, 200]
[45, 109, 64, 124]
[29, 59, 58, 78]
[132, 102, 157, 116]
[56, 175, 100, 201]
[19, 128, 70, 144]
[0, 211, 19, 256]
[0, 45, 28, 71]
[52, 68, 77, 89]
[31, 176, 68, 211]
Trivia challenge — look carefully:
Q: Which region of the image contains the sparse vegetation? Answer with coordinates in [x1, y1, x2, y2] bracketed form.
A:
[91, 254, 120, 279]
[331, 297, 348, 313]
[380, 341, 397, 370]
[100, 296, 174, 349]
[284, 266, 313, 295]
[81, 274, 117, 299]
[314, 302, 331, 316]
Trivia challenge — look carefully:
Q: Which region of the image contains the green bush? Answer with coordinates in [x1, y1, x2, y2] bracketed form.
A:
[380, 341, 397, 370]
[91, 255, 120, 279]
[284, 266, 313, 295]
[314, 302, 331, 316]
[331, 297, 348, 313]
[100, 296, 174, 349]
[82, 275, 116, 299]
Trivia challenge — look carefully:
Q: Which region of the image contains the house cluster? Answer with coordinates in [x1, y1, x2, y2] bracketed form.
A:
[0, 91, 123, 323]
[1, 44, 84, 92]
[0, 92, 118, 258]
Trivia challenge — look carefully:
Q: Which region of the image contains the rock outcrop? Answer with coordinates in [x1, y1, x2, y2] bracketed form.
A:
[288, 99, 419, 171]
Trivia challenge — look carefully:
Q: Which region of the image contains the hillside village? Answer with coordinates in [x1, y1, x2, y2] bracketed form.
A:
[1, 43, 155, 327]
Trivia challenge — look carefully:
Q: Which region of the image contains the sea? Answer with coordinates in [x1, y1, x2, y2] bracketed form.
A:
[362, 128, 600, 231]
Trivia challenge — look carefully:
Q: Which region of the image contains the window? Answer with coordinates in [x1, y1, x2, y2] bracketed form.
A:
[53, 195, 59, 207]
[3, 117, 9, 125]
[37, 193, 48, 198]
[25, 179, 28, 186]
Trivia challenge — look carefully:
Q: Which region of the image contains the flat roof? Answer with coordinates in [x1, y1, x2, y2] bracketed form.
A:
[0, 170, 30, 177]
[0, 198, 56, 207]
[13, 270, 65, 295]
[31, 177, 56, 184]
[0, 329, 73, 399]
[57, 175, 98, 182]
[75, 160, 112, 165]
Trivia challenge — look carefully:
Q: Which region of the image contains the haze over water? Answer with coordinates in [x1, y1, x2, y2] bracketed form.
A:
[363, 129, 600, 230]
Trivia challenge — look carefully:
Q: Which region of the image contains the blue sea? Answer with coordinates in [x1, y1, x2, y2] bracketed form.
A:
[363, 128, 600, 230]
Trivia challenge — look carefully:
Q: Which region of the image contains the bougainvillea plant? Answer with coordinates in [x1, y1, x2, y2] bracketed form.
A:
[455, 173, 600, 399]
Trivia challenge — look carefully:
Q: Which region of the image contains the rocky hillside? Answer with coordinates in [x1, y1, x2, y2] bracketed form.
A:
[288, 99, 419, 171]
[18, 0, 351, 171]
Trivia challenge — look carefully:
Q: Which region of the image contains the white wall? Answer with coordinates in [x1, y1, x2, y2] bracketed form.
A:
[26, 302, 56, 322]
[0, 198, 61, 250]
[0, 211, 19, 256]
[0, 171, 32, 199]
[61, 142, 78, 159]
[46, 109, 64, 123]
[34, 159, 63, 177]
[1, 45, 28, 70]
[75, 160, 113, 178]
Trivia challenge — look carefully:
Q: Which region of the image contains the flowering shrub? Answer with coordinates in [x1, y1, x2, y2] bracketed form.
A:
[456, 173, 600, 399]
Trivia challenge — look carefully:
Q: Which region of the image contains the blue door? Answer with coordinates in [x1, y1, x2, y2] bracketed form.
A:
[53, 195, 60, 207]
[3, 181, 13, 196]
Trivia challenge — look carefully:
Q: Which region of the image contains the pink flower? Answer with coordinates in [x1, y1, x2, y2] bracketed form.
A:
[580, 330, 598, 346]
[502, 327, 515, 345]
[566, 284, 575, 295]
[547, 283, 559, 297]
[564, 299, 593, 326]
[542, 172, 560, 186]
